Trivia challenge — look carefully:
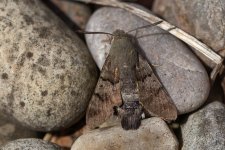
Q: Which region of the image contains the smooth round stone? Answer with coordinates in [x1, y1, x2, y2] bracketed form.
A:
[0, 138, 62, 150]
[71, 117, 179, 150]
[0, 113, 38, 146]
[85, 6, 210, 114]
[153, 0, 225, 51]
[181, 101, 225, 150]
[0, 0, 98, 131]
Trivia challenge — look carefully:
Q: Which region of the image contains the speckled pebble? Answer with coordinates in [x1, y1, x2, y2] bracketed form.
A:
[0, 0, 98, 131]
[71, 117, 179, 150]
[181, 101, 225, 150]
[0, 138, 62, 150]
[85, 5, 210, 114]
[153, 0, 225, 52]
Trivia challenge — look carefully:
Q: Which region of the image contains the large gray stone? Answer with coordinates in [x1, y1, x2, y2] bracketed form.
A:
[0, 138, 62, 150]
[71, 117, 179, 150]
[85, 6, 210, 114]
[0, 0, 98, 131]
[181, 101, 225, 150]
[153, 0, 225, 52]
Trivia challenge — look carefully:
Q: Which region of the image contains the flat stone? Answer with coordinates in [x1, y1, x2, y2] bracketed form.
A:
[181, 101, 225, 150]
[0, 138, 62, 150]
[85, 6, 210, 114]
[153, 0, 225, 52]
[0, 0, 98, 131]
[71, 117, 179, 150]
[0, 113, 38, 146]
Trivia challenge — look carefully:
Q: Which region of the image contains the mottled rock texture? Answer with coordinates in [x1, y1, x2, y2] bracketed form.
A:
[0, 138, 62, 150]
[181, 101, 225, 150]
[153, 0, 225, 52]
[0, 0, 98, 131]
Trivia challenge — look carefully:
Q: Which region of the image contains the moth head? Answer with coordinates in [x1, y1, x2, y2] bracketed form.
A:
[113, 30, 126, 36]
[121, 101, 143, 130]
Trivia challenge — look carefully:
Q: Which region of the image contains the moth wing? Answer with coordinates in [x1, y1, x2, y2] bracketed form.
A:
[136, 54, 177, 121]
[86, 55, 122, 129]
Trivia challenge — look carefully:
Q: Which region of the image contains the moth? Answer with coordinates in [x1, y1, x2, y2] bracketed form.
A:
[86, 29, 177, 130]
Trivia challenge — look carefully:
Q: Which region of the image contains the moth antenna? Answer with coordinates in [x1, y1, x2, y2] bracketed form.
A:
[126, 20, 163, 34]
[76, 30, 114, 36]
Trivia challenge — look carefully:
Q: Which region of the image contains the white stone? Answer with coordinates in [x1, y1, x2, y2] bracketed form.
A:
[71, 117, 179, 150]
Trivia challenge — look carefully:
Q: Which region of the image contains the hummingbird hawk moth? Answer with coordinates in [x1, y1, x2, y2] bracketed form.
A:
[86, 29, 177, 130]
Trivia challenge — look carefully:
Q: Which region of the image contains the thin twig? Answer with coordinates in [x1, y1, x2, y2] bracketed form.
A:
[76, 30, 114, 36]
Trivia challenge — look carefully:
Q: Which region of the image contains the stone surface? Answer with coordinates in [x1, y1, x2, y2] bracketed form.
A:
[153, 0, 225, 52]
[85, 6, 210, 114]
[181, 101, 225, 150]
[0, 138, 62, 150]
[0, 0, 98, 131]
[71, 117, 179, 150]
[51, 0, 92, 29]
[0, 113, 39, 146]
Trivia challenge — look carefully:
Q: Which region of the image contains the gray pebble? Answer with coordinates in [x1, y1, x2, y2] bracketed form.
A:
[0, 0, 98, 131]
[181, 101, 225, 150]
[85, 5, 210, 114]
[153, 0, 225, 52]
[0, 138, 62, 150]
[71, 117, 179, 150]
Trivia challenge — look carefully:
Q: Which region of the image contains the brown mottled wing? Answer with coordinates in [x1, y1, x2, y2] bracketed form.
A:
[136, 54, 177, 121]
[86, 55, 122, 129]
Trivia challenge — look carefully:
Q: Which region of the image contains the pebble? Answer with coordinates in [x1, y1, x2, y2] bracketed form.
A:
[71, 117, 179, 150]
[153, 0, 225, 51]
[0, 138, 62, 150]
[181, 101, 225, 150]
[0, 113, 38, 146]
[85, 5, 210, 114]
[51, 0, 92, 29]
[0, 0, 98, 131]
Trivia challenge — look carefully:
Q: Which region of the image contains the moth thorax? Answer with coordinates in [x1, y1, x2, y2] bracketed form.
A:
[121, 93, 139, 102]
[123, 101, 140, 109]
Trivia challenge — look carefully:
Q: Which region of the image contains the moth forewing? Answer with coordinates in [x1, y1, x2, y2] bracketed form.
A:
[136, 54, 177, 121]
[86, 53, 122, 129]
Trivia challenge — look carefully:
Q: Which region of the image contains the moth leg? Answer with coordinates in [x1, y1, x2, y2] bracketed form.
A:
[135, 104, 145, 119]
[101, 34, 113, 44]
[141, 112, 145, 119]
[114, 106, 125, 117]
[134, 101, 145, 119]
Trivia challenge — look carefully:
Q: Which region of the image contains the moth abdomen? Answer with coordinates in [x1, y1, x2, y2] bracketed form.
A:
[121, 111, 142, 130]
[120, 101, 143, 130]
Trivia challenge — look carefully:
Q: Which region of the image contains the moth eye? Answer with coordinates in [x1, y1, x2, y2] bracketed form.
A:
[99, 84, 103, 88]
[134, 101, 139, 105]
